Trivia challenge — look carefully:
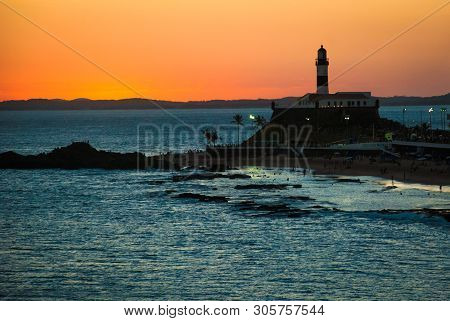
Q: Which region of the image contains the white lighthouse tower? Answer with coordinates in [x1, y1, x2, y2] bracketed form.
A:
[316, 45, 329, 94]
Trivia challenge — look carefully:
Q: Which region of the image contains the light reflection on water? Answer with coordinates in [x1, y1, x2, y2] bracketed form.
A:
[0, 168, 448, 300]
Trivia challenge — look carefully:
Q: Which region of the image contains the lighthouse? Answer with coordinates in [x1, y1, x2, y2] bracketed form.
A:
[273, 45, 379, 123]
[316, 45, 329, 94]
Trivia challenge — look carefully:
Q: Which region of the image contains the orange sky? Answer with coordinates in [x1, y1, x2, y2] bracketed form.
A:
[1, 0, 449, 101]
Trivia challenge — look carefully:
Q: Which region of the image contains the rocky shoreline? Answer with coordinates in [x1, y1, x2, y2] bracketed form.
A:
[0, 142, 146, 170]
[1, 142, 449, 188]
[1, 142, 449, 222]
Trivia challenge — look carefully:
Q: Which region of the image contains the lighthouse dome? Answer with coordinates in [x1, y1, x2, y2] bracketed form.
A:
[318, 45, 327, 59]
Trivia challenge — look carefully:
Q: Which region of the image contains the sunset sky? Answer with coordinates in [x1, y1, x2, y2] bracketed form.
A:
[1, 0, 449, 101]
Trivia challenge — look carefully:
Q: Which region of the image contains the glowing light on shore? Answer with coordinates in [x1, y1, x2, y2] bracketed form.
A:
[249, 115, 255, 120]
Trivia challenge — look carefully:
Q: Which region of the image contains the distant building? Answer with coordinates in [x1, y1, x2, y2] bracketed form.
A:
[298, 91, 378, 108]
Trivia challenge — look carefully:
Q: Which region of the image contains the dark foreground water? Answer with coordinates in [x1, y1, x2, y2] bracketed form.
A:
[0, 107, 449, 300]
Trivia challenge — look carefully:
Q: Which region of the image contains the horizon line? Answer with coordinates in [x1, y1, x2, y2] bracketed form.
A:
[1, 92, 450, 104]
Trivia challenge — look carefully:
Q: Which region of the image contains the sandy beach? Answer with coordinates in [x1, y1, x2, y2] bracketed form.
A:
[162, 151, 450, 188]
[306, 156, 450, 187]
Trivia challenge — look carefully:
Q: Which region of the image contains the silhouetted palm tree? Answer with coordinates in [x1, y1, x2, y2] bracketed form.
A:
[421, 122, 430, 131]
[253, 115, 267, 129]
[201, 128, 219, 146]
[210, 130, 218, 146]
[231, 114, 244, 144]
[202, 128, 211, 146]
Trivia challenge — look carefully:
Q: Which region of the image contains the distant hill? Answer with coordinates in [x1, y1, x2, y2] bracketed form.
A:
[0, 94, 448, 111]
[377, 93, 450, 106]
[0, 97, 296, 110]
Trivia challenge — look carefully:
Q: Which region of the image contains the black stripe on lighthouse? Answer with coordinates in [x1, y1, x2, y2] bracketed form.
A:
[317, 75, 328, 88]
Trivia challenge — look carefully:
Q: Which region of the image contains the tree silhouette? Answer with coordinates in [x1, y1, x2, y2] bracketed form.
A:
[201, 128, 219, 146]
[231, 114, 244, 144]
[420, 122, 430, 131]
[253, 115, 267, 129]
[210, 130, 218, 146]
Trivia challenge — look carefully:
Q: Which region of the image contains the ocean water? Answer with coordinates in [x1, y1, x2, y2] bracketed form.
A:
[0, 106, 449, 300]
[0, 108, 273, 155]
[0, 106, 447, 155]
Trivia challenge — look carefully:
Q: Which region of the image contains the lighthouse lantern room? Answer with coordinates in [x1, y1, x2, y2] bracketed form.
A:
[316, 45, 329, 94]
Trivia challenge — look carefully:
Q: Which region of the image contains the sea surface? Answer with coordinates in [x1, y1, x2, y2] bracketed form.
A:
[0, 106, 448, 155]
[0, 106, 449, 300]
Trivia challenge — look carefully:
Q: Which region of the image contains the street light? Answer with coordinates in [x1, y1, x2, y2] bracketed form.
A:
[402, 108, 407, 127]
[440, 107, 447, 130]
[344, 115, 350, 143]
[249, 114, 255, 120]
[428, 107, 434, 130]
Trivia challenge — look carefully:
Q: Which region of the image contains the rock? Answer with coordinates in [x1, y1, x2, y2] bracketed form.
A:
[369, 186, 397, 193]
[173, 193, 229, 203]
[207, 163, 232, 172]
[254, 204, 290, 211]
[148, 180, 166, 185]
[334, 178, 362, 183]
[420, 208, 450, 221]
[237, 203, 291, 212]
[378, 208, 449, 221]
[237, 202, 296, 213]
[235, 183, 302, 190]
[235, 184, 289, 190]
[308, 205, 328, 209]
[172, 173, 251, 182]
[288, 195, 314, 201]
[245, 208, 312, 218]
[146, 157, 180, 170]
[0, 142, 147, 170]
